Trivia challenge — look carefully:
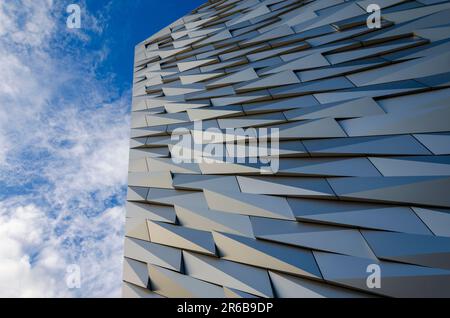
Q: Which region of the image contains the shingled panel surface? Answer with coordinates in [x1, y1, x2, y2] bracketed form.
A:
[123, 0, 450, 298]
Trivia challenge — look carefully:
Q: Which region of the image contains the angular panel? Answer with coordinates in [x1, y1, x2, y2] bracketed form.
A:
[123, 258, 149, 288]
[204, 189, 296, 220]
[147, 220, 217, 256]
[237, 176, 335, 197]
[213, 231, 322, 279]
[289, 198, 432, 235]
[207, 68, 259, 88]
[175, 205, 254, 238]
[328, 176, 450, 207]
[315, 252, 450, 297]
[125, 217, 150, 241]
[124, 237, 182, 271]
[413, 207, 450, 237]
[303, 135, 432, 156]
[126, 202, 176, 224]
[250, 216, 377, 259]
[269, 271, 372, 298]
[369, 156, 450, 177]
[183, 251, 273, 297]
[362, 230, 450, 269]
[148, 264, 225, 298]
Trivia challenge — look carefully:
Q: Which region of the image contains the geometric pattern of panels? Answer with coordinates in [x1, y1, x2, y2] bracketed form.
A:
[123, 0, 450, 298]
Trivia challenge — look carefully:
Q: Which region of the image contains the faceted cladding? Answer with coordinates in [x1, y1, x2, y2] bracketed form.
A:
[123, 0, 450, 298]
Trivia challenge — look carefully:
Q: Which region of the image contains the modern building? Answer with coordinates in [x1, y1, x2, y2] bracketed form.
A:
[123, 0, 450, 298]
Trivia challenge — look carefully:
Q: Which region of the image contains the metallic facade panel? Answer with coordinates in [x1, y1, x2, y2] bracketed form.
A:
[123, 0, 450, 298]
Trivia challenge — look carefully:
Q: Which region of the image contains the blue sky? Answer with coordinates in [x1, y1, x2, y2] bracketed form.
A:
[85, 0, 205, 97]
[0, 0, 203, 297]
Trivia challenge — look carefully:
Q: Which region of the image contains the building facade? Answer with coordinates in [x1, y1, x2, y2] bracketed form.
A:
[123, 0, 450, 298]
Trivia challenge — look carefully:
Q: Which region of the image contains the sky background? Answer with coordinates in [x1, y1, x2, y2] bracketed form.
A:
[0, 0, 204, 297]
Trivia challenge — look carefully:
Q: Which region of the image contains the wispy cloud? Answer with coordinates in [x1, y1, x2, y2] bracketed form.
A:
[0, 0, 129, 297]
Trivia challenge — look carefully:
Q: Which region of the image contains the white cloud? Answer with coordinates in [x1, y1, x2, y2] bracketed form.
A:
[0, 202, 64, 297]
[0, 0, 55, 47]
[0, 0, 130, 297]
